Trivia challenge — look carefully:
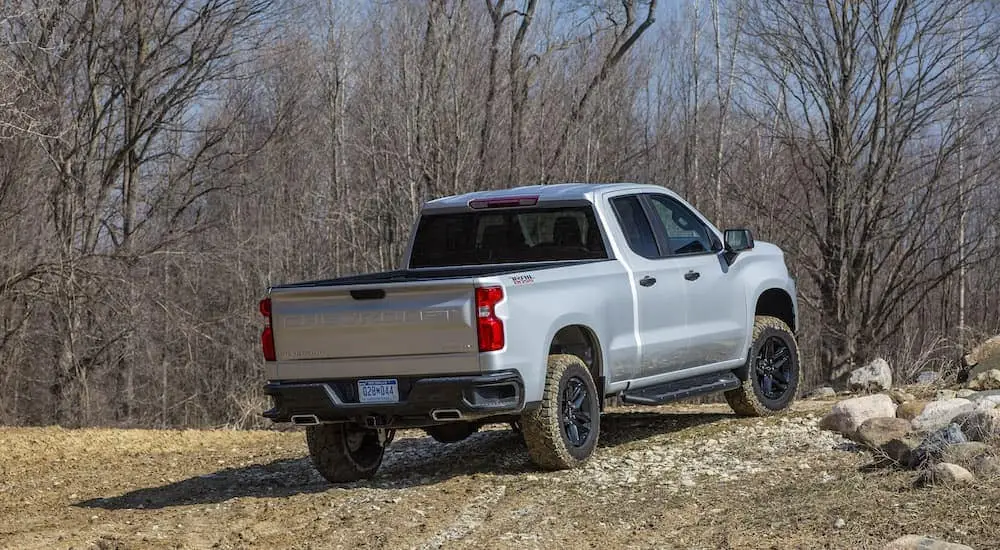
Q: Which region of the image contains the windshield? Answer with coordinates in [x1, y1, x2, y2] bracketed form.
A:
[408, 206, 608, 268]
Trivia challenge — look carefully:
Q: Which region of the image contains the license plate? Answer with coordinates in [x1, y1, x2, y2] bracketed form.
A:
[358, 379, 399, 404]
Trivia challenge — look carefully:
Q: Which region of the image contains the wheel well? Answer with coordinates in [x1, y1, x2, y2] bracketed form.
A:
[756, 289, 795, 332]
[549, 325, 602, 384]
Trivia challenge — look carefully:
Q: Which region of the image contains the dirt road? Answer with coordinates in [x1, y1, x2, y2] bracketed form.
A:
[2, 401, 998, 549]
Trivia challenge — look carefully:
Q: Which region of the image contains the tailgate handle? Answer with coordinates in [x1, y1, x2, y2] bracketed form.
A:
[350, 289, 386, 300]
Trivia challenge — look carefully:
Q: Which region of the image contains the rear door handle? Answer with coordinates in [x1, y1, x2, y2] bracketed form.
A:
[684, 271, 700, 281]
[639, 276, 657, 287]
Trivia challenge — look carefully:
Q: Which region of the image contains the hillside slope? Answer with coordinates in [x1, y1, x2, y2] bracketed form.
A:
[1, 401, 997, 549]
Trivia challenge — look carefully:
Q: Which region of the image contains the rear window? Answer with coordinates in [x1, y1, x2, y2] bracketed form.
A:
[409, 206, 608, 268]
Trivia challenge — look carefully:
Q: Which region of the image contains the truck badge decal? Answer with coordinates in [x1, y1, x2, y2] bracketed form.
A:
[511, 274, 534, 285]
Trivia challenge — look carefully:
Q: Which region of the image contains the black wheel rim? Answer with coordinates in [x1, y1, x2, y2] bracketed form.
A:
[561, 377, 593, 447]
[754, 335, 793, 401]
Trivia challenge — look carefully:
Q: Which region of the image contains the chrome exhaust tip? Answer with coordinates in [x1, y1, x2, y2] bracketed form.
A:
[290, 414, 320, 426]
[430, 409, 463, 421]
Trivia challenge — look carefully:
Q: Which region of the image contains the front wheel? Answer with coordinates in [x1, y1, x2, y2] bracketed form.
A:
[306, 424, 391, 483]
[725, 315, 801, 416]
[521, 354, 601, 470]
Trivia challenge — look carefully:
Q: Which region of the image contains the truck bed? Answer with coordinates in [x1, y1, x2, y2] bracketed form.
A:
[270, 259, 609, 290]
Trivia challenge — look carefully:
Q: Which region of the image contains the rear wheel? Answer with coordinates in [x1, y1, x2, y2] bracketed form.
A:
[306, 424, 391, 483]
[522, 354, 601, 470]
[725, 315, 800, 416]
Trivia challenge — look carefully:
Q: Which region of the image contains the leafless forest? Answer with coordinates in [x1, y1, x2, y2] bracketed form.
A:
[1, 0, 999, 428]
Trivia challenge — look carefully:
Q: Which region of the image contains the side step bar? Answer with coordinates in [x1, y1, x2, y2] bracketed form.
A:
[620, 371, 741, 406]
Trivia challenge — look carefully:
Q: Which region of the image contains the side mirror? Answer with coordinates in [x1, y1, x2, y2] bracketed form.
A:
[724, 228, 754, 252]
[723, 229, 754, 264]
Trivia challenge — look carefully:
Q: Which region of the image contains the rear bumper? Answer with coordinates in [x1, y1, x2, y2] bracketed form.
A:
[262, 370, 525, 429]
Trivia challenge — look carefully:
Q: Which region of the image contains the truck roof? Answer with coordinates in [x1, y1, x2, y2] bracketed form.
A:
[422, 182, 673, 211]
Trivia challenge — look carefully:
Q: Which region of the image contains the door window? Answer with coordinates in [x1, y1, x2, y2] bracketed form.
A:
[646, 195, 716, 255]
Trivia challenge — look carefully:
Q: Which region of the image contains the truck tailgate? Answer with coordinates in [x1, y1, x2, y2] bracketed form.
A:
[269, 281, 479, 380]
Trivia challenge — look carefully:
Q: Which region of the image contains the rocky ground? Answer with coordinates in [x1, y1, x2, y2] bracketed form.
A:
[3, 398, 999, 550]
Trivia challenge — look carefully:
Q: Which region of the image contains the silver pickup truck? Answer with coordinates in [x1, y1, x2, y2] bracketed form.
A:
[259, 183, 800, 483]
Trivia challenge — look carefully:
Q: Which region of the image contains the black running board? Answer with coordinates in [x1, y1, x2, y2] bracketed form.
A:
[619, 371, 741, 406]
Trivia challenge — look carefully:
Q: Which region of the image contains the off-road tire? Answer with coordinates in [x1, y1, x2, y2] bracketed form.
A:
[424, 422, 478, 443]
[725, 315, 801, 417]
[306, 424, 387, 483]
[522, 354, 600, 470]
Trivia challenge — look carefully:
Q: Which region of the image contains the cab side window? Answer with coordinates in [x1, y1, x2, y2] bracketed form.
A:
[610, 195, 659, 258]
[646, 195, 716, 255]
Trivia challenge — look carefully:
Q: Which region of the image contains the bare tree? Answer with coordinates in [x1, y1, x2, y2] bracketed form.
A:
[688, 0, 701, 206]
[2, 0, 273, 423]
[740, 0, 1000, 380]
[506, 0, 538, 185]
[710, 0, 745, 221]
[479, 0, 510, 185]
[546, 0, 658, 179]
[4, 0, 1000, 427]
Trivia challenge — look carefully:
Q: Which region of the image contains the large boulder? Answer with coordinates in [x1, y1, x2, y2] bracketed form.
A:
[882, 437, 923, 466]
[935, 389, 958, 401]
[820, 394, 897, 435]
[966, 390, 1000, 410]
[807, 386, 837, 399]
[897, 401, 928, 421]
[854, 417, 914, 450]
[978, 400, 1000, 412]
[848, 358, 893, 392]
[964, 334, 1000, 379]
[940, 441, 991, 472]
[910, 424, 968, 467]
[884, 535, 973, 550]
[910, 399, 976, 432]
[953, 409, 1000, 442]
[968, 454, 1000, 476]
[967, 369, 1000, 391]
[915, 371, 942, 385]
[887, 389, 916, 404]
[916, 462, 976, 486]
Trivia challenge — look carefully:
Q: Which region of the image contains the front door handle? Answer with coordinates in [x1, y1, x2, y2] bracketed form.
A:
[684, 271, 700, 281]
[639, 276, 657, 287]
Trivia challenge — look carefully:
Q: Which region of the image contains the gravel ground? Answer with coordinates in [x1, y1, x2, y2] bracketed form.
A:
[2, 399, 999, 549]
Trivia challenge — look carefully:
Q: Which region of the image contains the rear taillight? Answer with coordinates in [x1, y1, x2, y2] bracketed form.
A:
[259, 297, 276, 361]
[475, 286, 505, 352]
